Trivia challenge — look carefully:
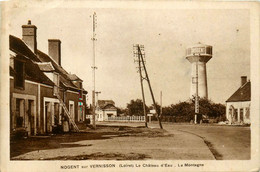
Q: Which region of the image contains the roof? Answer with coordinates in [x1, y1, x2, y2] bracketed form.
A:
[9, 34, 87, 94]
[187, 42, 212, 48]
[35, 62, 55, 72]
[9, 35, 40, 62]
[226, 82, 251, 102]
[68, 74, 82, 81]
[37, 50, 87, 93]
[97, 100, 116, 109]
[9, 55, 54, 86]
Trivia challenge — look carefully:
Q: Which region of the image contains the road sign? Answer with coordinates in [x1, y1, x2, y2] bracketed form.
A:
[150, 110, 156, 114]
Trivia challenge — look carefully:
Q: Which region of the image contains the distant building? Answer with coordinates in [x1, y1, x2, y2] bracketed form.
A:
[96, 100, 117, 121]
[10, 20, 88, 136]
[226, 76, 251, 124]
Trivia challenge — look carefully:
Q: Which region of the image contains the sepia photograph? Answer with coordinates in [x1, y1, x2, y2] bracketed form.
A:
[0, 0, 259, 172]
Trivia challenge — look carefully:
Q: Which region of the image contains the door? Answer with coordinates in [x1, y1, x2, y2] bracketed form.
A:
[45, 102, 52, 133]
[16, 99, 25, 128]
[54, 103, 59, 125]
[69, 101, 75, 124]
[28, 100, 34, 135]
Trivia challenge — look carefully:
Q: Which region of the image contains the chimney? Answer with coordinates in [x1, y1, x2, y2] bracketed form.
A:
[22, 20, 37, 53]
[48, 39, 61, 65]
[241, 76, 247, 86]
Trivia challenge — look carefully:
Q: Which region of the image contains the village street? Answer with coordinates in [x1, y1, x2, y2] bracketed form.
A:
[10, 122, 250, 160]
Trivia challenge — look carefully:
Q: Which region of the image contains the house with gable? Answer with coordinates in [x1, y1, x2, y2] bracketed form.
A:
[226, 76, 251, 124]
[96, 100, 117, 121]
[10, 20, 88, 136]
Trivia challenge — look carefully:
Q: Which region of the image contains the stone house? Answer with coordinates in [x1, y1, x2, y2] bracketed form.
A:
[10, 20, 88, 136]
[96, 100, 117, 121]
[226, 76, 251, 124]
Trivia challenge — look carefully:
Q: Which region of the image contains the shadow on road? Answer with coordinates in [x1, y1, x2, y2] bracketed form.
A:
[10, 126, 168, 159]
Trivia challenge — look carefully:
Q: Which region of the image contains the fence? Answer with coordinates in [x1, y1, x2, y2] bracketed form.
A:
[107, 116, 145, 122]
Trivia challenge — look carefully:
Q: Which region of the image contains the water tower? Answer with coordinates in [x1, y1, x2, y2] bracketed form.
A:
[186, 42, 212, 99]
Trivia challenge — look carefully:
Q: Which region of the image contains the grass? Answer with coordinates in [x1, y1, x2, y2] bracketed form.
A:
[42, 152, 150, 160]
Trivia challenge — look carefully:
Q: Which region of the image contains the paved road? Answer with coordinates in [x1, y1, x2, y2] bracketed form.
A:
[99, 122, 250, 160]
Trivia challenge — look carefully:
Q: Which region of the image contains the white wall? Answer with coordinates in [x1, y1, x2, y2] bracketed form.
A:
[226, 101, 250, 124]
[96, 109, 117, 121]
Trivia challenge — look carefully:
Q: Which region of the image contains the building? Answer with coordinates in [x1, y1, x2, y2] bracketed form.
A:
[226, 76, 251, 124]
[10, 20, 88, 136]
[96, 100, 117, 121]
[186, 43, 213, 99]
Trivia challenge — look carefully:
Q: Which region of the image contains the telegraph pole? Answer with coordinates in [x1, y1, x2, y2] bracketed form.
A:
[133, 44, 148, 127]
[95, 91, 101, 106]
[91, 12, 97, 129]
[137, 44, 163, 129]
[160, 91, 162, 117]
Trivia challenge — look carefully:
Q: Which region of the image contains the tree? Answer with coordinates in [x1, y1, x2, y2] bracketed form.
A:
[116, 107, 126, 116]
[160, 98, 226, 122]
[126, 99, 148, 116]
[148, 102, 161, 115]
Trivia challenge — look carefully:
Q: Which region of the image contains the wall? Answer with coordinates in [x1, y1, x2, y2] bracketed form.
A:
[10, 78, 38, 135]
[226, 101, 250, 124]
[65, 90, 86, 123]
[103, 110, 117, 121]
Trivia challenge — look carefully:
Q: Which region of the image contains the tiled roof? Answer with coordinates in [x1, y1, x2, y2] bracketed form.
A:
[97, 100, 116, 109]
[9, 35, 40, 62]
[9, 55, 54, 86]
[10, 34, 87, 94]
[35, 62, 55, 72]
[37, 50, 86, 93]
[226, 82, 251, 102]
[68, 74, 82, 81]
[9, 35, 54, 86]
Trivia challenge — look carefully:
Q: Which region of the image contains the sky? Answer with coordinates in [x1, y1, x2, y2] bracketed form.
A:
[8, 5, 250, 108]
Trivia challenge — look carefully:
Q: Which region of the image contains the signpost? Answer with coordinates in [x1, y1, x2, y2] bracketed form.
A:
[147, 113, 153, 123]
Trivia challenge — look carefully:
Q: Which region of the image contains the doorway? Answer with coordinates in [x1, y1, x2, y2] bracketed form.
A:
[28, 100, 35, 135]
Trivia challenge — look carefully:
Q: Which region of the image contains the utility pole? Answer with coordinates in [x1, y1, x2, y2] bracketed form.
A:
[194, 61, 199, 124]
[91, 12, 97, 129]
[160, 91, 162, 117]
[136, 44, 163, 129]
[133, 44, 148, 127]
[95, 91, 101, 106]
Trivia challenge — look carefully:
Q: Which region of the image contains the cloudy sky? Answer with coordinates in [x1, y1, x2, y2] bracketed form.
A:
[8, 2, 250, 107]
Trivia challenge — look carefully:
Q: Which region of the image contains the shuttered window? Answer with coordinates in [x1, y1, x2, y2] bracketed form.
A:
[14, 59, 25, 89]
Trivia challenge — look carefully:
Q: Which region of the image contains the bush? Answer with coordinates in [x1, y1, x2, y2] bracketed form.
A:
[161, 98, 226, 123]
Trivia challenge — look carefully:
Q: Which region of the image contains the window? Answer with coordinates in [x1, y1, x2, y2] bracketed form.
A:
[78, 102, 83, 122]
[14, 59, 25, 89]
[240, 108, 244, 121]
[107, 113, 113, 117]
[53, 73, 59, 95]
[206, 47, 212, 54]
[245, 108, 250, 119]
[234, 109, 238, 121]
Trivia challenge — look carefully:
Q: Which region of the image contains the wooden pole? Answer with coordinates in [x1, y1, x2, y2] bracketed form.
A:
[91, 12, 97, 129]
[137, 49, 148, 127]
[160, 91, 162, 117]
[138, 46, 163, 129]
